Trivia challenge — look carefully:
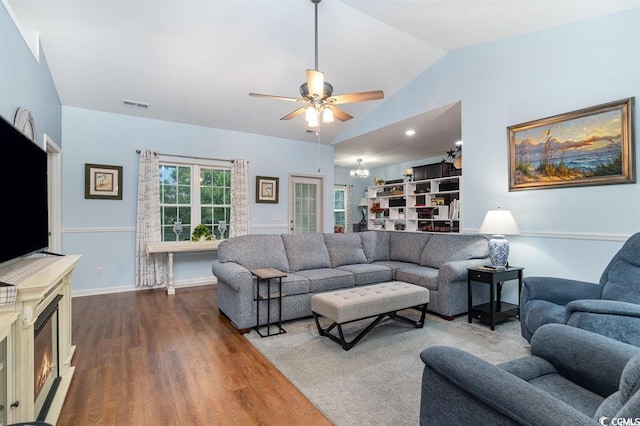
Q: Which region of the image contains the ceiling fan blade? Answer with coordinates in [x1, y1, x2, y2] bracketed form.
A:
[249, 93, 304, 103]
[306, 69, 325, 99]
[280, 106, 307, 121]
[328, 105, 353, 122]
[328, 90, 385, 105]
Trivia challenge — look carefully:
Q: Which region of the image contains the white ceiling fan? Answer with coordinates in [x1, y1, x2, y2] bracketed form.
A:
[249, 0, 384, 128]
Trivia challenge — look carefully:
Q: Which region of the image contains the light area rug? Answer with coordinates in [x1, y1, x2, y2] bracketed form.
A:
[246, 312, 531, 426]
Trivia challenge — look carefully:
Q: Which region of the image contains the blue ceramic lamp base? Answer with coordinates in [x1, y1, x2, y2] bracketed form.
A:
[488, 235, 509, 267]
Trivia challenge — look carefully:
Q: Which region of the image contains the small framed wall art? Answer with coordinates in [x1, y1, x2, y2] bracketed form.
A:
[85, 163, 123, 200]
[256, 176, 279, 203]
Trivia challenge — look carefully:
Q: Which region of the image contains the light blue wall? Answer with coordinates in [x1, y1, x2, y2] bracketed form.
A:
[4, 2, 640, 301]
[61, 107, 334, 294]
[342, 8, 640, 302]
[0, 3, 61, 144]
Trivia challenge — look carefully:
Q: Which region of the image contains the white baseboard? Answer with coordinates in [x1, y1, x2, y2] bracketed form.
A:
[72, 276, 217, 298]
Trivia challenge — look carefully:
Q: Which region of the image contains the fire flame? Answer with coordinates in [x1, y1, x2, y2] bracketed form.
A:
[35, 352, 52, 398]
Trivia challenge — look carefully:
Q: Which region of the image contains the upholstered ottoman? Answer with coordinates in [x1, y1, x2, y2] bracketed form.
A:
[311, 281, 429, 350]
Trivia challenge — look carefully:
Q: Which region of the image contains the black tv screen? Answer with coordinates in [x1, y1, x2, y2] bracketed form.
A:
[0, 113, 49, 265]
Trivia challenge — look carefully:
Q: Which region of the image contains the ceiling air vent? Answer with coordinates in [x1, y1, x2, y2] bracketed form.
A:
[122, 99, 150, 110]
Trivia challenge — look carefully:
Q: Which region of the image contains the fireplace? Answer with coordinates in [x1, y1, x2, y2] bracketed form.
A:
[34, 294, 62, 421]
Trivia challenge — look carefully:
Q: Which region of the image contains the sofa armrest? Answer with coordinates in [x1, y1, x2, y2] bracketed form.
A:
[522, 276, 603, 305]
[420, 346, 597, 425]
[437, 258, 490, 286]
[211, 260, 253, 292]
[530, 324, 639, 396]
[567, 299, 640, 318]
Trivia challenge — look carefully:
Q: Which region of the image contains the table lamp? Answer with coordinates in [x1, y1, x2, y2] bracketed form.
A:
[478, 208, 520, 267]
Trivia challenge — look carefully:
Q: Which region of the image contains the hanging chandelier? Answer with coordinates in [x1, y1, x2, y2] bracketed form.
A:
[350, 158, 369, 179]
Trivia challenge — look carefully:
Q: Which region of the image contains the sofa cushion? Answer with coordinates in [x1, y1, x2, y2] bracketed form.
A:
[336, 263, 393, 285]
[372, 260, 419, 280]
[323, 233, 368, 267]
[528, 373, 604, 417]
[520, 300, 567, 339]
[360, 231, 390, 262]
[421, 234, 489, 268]
[280, 274, 310, 296]
[396, 266, 439, 290]
[295, 268, 355, 293]
[217, 234, 290, 272]
[389, 232, 431, 264]
[282, 233, 331, 272]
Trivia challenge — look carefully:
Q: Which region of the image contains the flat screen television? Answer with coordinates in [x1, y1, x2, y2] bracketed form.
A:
[0, 113, 49, 266]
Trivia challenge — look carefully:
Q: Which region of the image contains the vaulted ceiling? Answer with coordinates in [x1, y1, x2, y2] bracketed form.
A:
[8, 0, 640, 167]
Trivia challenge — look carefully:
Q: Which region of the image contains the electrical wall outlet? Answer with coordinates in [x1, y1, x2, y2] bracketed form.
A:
[97, 267, 104, 276]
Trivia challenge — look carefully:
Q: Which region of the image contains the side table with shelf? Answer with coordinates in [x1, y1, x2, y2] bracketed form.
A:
[467, 266, 524, 330]
[251, 268, 287, 337]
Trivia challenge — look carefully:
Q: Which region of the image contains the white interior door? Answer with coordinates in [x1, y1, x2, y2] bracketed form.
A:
[288, 174, 324, 234]
[45, 134, 62, 253]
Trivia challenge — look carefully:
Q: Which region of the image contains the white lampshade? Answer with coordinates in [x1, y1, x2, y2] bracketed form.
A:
[305, 106, 316, 122]
[307, 112, 319, 128]
[478, 209, 520, 236]
[478, 208, 520, 267]
[358, 197, 369, 207]
[322, 107, 334, 123]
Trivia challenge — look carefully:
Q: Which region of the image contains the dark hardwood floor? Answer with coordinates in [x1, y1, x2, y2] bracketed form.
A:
[57, 286, 332, 425]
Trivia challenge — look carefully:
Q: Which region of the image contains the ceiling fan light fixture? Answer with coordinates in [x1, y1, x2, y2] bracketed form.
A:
[305, 105, 317, 122]
[350, 158, 369, 179]
[322, 107, 334, 123]
[307, 109, 320, 128]
[248, 0, 384, 126]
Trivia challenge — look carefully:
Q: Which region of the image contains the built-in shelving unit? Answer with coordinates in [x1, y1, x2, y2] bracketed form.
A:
[367, 169, 461, 233]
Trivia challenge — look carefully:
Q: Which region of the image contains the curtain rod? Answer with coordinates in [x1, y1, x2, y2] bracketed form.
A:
[136, 150, 234, 163]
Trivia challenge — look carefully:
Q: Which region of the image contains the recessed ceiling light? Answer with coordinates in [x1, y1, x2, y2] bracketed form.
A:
[405, 129, 416, 136]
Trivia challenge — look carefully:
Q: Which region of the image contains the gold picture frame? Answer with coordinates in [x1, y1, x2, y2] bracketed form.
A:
[85, 163, 123, 200]
[256, 176, 279, 203]
[508, 98, 635, 191]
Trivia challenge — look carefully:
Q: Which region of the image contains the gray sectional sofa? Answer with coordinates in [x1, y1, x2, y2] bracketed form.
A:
[211, 230, 491, 332]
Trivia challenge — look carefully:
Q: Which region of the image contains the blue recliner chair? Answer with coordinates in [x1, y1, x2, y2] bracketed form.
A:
[520, 232, 640, 346]
[420, 324, 640, 424]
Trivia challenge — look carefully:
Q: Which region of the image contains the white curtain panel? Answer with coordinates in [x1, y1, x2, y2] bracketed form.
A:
[135, 150, 164, 287]
[231, 159, 250, 237]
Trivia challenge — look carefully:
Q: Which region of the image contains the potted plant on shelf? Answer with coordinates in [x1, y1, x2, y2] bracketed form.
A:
[191, 224, 212, 241]
[370, 202, 385, 218]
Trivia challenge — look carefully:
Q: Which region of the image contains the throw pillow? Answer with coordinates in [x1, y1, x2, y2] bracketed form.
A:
[323, 233, 367, 267]
[359, 231, 390, 262]
[282, 233, 331, 272]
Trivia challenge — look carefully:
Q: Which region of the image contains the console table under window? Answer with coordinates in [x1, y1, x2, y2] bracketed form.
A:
[145, 240, 221, 295]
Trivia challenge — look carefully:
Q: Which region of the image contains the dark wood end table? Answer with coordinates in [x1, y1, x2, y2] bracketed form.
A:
[467, 266, 524, 330]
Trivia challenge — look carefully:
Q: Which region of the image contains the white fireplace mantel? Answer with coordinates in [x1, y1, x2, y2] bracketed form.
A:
[0, 254, 80, 424]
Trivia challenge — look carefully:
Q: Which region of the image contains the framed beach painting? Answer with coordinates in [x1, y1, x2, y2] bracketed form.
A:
[508, 98, 635, 191]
